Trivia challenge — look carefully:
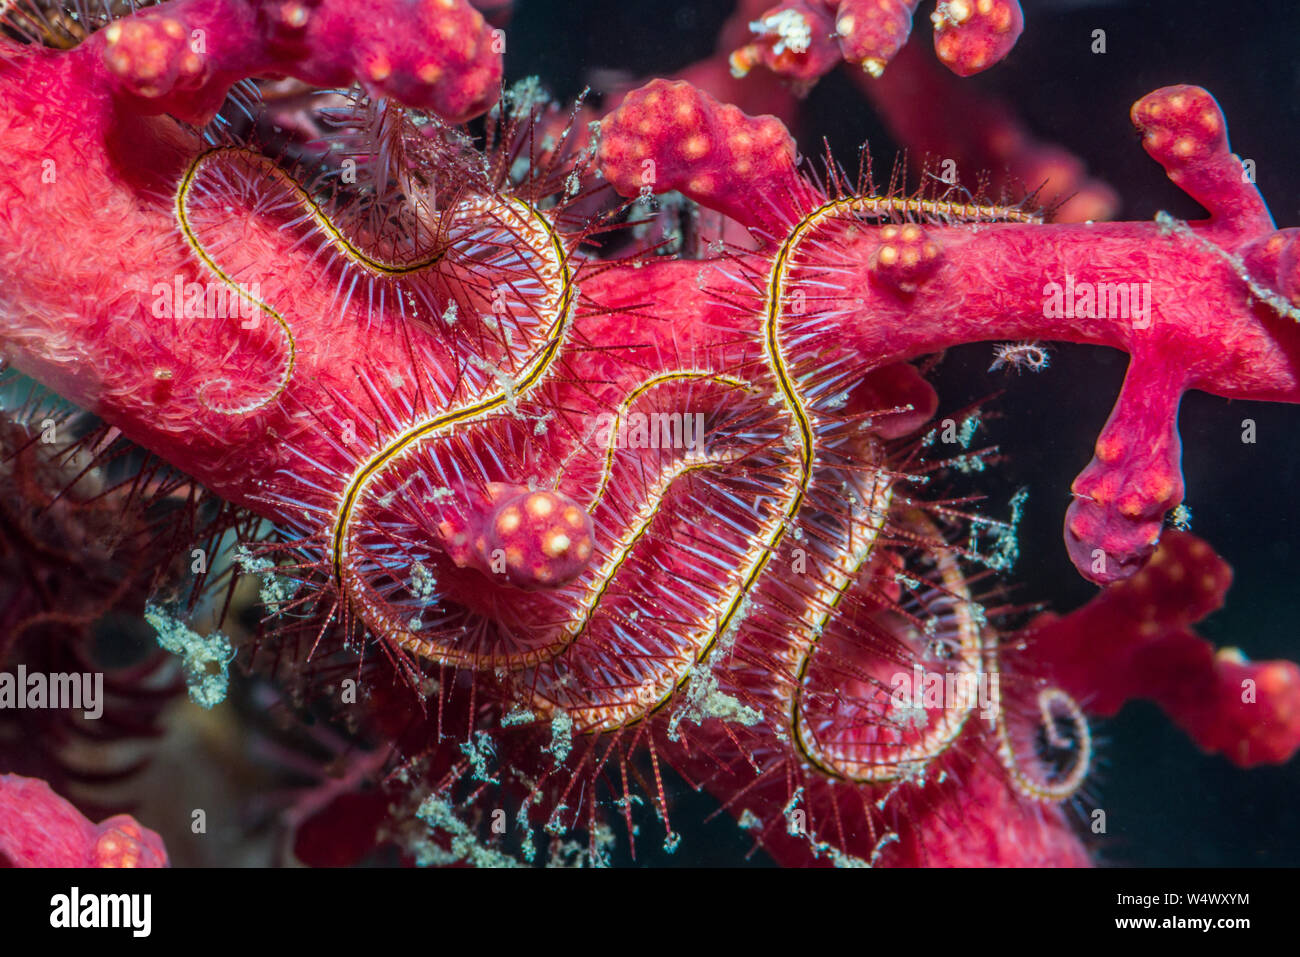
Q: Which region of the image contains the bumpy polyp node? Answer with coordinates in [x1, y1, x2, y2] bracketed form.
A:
[479, 487, 595, 589]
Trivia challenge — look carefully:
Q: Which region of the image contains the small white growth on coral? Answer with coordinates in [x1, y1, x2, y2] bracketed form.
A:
[459, 730, 499, 784]
[750, 9, 812, 55]
[414, 794, 522, 868]
[410, 561, 438, 601]
[542, 711, 573, 765]
[144, 604, 234, 709]
[667, 663, 762, 741]
[501, 704, 536, 727]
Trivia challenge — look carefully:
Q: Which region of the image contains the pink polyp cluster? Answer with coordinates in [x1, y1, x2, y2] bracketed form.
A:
[929, 0, 1022, 77]
[728, 0, 1022, 82]
[89, 0, 504, 124]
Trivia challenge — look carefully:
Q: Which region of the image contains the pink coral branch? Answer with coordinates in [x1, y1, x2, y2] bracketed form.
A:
[598, 80, 1300, 582]
[0, 773, 168, 866]
[80, 0, 503, 124]
[1024, 532, 1300, 767]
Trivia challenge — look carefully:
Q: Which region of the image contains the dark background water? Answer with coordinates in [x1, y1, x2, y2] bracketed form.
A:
[499, 0, 1300, 865]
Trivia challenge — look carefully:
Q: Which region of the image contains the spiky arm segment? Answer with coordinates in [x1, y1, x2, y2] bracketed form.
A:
[599, 80, 1300, 584]
[728, 0, 1021, 83]
[0, 774, 169, 866]
[73, 0, 503, 124]
[1025, 533, 1300, 768]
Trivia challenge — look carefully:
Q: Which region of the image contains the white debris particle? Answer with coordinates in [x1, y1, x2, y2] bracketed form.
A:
[459, 730, 499, 783]
[414, 795, 522, 868]
[501, 704, 536, 727]
[667, 663, 762, 741]
[750, 9, 812, 55]
[144, 604, 234, 709]
[467, 354, 519, 412]
[893, 571, 921, 590]
[233, 543, 274, 575]
[233, 544, 298, 614]
[410, 562, 438, 600]
[516, 796, 539, 863]
[889, 694, 928, 732]
[951, 452, 988, 474]
[542, 711, 573, 764]
[782, 787, 804, 835]
[958, 414, 979, 448]
[967, 486, 1028, 571]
